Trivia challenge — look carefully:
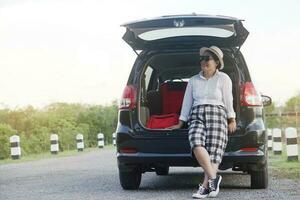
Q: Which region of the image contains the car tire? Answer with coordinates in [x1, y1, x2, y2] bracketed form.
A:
[155, 166, 169, 176]
[250, 164, 268, 189]
[119, 169, 142, 190]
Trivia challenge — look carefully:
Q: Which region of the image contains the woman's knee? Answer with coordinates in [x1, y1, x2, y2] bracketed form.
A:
[193, 145, 205, 152]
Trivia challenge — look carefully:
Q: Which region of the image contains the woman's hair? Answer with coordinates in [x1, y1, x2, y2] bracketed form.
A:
[207, 50, 221, 69]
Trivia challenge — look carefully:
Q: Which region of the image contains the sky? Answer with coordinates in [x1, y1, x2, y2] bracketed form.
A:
[0, 0, 299, 109]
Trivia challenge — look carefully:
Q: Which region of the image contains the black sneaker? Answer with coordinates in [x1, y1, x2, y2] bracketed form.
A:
[208, 175, 222, 197]
[192, 184, 210, 199]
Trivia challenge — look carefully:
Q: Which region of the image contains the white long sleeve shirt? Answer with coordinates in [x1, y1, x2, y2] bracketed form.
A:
[179, 70, 236, 122]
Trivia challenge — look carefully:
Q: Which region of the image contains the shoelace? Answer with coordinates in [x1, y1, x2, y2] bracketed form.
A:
[208, 179, 216, 191]
[197, 185, 206, 194]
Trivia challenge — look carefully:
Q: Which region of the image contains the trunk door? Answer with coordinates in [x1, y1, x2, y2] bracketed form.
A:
[122, 14, 249, 50]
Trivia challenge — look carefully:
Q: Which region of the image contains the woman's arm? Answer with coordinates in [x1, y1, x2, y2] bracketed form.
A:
[167, 120, 185, 129]
[227, 118, 236, 133]
[179, 78, 193, 122]
[166, 78, 193, 129]
[222, 75, 236, 119]
[222, 75, 236, 133]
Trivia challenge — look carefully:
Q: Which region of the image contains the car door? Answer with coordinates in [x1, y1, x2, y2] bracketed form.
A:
[121, 14, 249, 51]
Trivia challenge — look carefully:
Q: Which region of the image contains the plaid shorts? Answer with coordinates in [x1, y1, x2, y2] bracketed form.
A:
[188, 104, 228, 164]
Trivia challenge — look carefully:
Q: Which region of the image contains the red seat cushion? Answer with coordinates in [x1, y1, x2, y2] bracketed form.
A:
[146, 113, 179, 129]
[160, 82, 187, 115]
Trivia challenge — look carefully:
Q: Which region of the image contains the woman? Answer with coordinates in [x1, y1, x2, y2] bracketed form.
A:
[168, 46, 236, 198]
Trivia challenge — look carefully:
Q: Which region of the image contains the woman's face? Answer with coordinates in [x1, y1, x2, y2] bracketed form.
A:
[200, 51, 218, 73]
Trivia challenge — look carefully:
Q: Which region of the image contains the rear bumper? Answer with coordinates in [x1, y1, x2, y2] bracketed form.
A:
[222, 149, 265, 163]
[117, 152, 195, 166]
[116, 125, 267, 171]
[117, 149, 266, 168]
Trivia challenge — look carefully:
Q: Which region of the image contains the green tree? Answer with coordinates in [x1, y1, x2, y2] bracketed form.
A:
[0, 101, 118, 159]
[0, 123, 17, 159]
[284, 93, 300, 112]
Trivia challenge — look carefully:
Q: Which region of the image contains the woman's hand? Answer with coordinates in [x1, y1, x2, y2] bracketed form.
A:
[165, 120, 184, 130]
[228, 118, 236, 134]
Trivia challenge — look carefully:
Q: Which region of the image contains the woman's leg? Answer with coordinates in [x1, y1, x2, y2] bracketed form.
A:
[203, 173, 209, 188]
[201, 159, 219, 188]
[202, 163, 219, 188]
[211, 163, 219, 175]
[193, 146, 217, 180]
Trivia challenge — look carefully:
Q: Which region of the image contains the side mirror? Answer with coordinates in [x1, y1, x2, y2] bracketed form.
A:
[261, 95, 272, 106]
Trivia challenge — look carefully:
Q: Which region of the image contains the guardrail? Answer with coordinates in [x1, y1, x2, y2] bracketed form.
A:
[265, 112, 299, 117]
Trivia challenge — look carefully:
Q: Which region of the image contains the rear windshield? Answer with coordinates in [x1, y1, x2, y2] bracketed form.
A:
[139, 25, 235, 41]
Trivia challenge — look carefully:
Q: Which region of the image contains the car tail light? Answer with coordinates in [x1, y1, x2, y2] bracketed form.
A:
[119, 85, 137, 109]
[120, 147, 138, 154]
[240, 82, 262, 106]
[240, 147, 258, 152]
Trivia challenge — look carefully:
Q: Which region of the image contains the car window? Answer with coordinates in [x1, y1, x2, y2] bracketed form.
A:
[163, 78, 189, 83]
[144, 66, 153, 91]
[139, 26, 235, 41]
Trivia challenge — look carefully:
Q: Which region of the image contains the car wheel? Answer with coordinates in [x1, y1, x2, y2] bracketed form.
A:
[119, 168, 142, 190]
[156, 166, 169, 176]
[250, 164, 268, 189]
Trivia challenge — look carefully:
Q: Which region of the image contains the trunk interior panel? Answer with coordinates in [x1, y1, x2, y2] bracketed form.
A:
[137, 51, 240, 132]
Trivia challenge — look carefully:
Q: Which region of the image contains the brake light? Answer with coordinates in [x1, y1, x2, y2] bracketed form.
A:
[240, 82, 262, 106]
[120, 147, 138, 154]
[119, 85, 137, 109]
[240, 147, 258, 152]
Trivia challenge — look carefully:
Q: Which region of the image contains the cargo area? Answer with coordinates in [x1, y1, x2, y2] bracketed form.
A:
[137, 51, 240, 130]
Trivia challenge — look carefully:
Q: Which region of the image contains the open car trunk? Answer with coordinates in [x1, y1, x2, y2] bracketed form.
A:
[137, 50, 240, 130]
[122, 14, 249, 51]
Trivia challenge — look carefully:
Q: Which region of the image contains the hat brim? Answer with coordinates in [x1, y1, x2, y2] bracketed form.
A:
[199, 47, 224, 70]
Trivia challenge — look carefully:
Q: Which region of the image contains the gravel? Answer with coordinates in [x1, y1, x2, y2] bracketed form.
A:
[0, 148, 299, 200]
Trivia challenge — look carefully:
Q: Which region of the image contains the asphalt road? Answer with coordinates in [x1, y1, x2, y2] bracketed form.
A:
[0, 148, 299, 200]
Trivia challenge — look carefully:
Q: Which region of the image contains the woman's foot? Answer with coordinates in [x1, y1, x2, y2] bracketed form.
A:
[192, 184, 210, 199]
[208, 175, 222, 197]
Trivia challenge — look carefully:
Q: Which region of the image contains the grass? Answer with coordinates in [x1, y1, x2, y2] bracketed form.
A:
[0, 144, 116, 165]
[268, 144, 300, 180]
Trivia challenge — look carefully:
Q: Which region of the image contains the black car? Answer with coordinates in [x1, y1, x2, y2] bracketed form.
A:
[116, 14, 272, 190]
